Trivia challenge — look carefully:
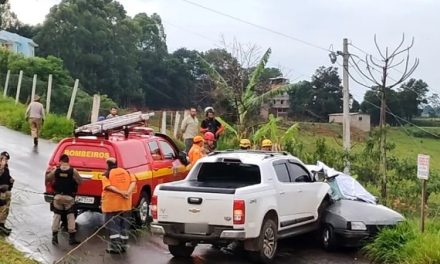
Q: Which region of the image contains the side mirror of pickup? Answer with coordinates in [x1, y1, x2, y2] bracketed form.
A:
[164, 153, 175, 160]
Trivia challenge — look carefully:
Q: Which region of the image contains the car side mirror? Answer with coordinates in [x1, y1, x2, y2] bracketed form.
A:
[178, 151, 189, 165]
[295, 175, 311, 183]
[164, 153, 175, 160]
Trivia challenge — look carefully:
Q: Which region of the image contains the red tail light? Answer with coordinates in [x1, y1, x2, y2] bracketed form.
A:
[233, 200, 245, 225]
[151, 195, 158, 220]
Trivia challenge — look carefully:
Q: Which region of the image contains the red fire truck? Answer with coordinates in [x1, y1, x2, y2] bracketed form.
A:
[44, 112, 189, 226]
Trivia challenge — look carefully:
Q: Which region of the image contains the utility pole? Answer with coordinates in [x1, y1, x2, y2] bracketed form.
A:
[342, 38, 351, 173]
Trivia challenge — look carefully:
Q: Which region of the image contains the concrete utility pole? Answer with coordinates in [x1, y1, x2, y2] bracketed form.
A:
[15, 70, 23, 104]
[342, 38, 351, 173]
[3, 70, 10, 97]
[67, 79, 79, 120]
[46, 74, 52, 114]
[31, 74, 37, 102]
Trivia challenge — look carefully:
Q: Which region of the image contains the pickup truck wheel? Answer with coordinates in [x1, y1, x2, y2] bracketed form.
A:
[249, 219, 278, 263]
[134, 192, 151, 227]
[168, 244, 195, 258]
[321, 224, 338, 251]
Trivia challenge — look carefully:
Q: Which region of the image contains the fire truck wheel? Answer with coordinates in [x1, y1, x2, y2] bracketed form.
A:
[134, 191, 151, 228]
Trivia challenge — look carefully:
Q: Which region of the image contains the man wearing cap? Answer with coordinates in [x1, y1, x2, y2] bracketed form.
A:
[0, 151, 14, 235]
[101, 157, 136, 254]
[25, 95, 45, 146]
[46, 154, 82, 245]
[239, 139, 251, 150]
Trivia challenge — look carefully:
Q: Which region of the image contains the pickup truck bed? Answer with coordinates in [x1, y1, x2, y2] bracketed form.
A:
[159, 181, 258, 194]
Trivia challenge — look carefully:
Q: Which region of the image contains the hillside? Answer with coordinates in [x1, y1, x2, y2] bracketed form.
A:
[297, 122, 440, 171]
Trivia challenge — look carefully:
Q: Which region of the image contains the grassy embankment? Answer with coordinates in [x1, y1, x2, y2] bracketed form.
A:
[0, 239, 39, 264]
[0, 96, 74, 141]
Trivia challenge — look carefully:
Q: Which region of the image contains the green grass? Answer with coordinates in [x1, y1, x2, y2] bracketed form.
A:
[364, 219, 440, 264]
[0, 238, 38, 264]
[0, 96, 74, 141]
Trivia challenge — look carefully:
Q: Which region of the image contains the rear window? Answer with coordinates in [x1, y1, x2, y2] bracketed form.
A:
[61, 144, 112, 169]
[197, 162, 261, 184]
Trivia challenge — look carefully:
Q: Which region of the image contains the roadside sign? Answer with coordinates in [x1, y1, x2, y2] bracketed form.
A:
[417, 154, 430, 180]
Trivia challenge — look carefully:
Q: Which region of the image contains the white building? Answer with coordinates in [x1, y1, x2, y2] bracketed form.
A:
[328, 112, 371, 132]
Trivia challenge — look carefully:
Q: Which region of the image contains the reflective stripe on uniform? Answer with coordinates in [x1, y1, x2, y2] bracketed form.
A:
[109, 234, 120, 239]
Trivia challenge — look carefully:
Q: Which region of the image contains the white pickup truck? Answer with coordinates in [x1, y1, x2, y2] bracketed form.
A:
[150, 151, 330, 263]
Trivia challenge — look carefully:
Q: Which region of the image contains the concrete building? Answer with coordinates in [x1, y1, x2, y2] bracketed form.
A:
[0, 30, 38, 57]
[261, 77, 290, 119]
[329, 112, 371, 132]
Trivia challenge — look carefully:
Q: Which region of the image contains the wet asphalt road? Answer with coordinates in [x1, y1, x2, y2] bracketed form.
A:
[0, 126, 370, 264]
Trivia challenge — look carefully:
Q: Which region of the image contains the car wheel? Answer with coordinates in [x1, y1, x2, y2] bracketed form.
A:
[134, 192, 151, 227]
[168, 244, 195, 258]
[321, 224, 338, 251]
[249, 218, 278, 263]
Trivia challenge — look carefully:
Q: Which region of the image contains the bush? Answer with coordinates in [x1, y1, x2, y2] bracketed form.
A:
[364, 219, 440, 264]
[0, 96, 73, 140]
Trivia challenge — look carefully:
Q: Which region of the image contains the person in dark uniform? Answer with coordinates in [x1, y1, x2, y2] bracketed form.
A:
[0, 151, 14, 236]
[200, 107, 224, 149]
[46, 154, 82, 245]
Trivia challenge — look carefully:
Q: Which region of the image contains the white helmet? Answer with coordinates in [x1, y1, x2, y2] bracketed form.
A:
[204, 106, 215, 114]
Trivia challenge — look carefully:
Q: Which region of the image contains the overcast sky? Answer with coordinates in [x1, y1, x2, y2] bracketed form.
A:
[9, 0, 440, 101]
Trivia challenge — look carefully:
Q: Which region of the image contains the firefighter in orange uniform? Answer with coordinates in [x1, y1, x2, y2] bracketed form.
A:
[101, 157, 136, 254]
[188, 136, 205, 168]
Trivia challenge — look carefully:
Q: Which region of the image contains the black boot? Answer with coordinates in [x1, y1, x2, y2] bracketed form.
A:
[52, 232, 58, 245]
[106, 238, 123, 254]
[69, 232, 80, 245]
[33, 138, 38, 146]
[0, 223, 11, 236]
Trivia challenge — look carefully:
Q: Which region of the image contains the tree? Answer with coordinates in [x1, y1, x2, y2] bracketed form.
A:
[397, 78, 428, 121]
[349, 34, 419, 203]
[0, 0, 19, 30]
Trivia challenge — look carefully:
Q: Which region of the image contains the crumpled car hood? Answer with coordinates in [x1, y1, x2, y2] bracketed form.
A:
[326, 199, 404, 225]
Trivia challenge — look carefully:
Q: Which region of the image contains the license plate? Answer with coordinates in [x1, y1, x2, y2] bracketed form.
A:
[75, 196, 95, 204]
[184, 223, 208, 235]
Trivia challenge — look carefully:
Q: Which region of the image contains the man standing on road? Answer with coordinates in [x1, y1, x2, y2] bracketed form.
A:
[0, 152, 14, 236]
[101, 157, 136, 254]
[25, 95, 45, 146]
[46, 154, 82, 245]
[106, 107, 119, 119]
[180, 107, 199, 153]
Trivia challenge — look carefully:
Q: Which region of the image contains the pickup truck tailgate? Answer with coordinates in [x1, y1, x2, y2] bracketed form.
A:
[158, 191, 234, 227]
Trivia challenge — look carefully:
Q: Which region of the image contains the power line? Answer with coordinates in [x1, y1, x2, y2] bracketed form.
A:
[180, 0, 331, 52]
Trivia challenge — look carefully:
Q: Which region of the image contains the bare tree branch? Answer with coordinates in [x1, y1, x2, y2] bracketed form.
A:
[374, 34, 386, 60]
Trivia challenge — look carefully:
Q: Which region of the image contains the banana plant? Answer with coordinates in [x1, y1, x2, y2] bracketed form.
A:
[200, 48, 293, 138]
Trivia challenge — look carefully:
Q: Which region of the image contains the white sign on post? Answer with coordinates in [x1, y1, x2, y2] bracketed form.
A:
[417, 154, 430, 180]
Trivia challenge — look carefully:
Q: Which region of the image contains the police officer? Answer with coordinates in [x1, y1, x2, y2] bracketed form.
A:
[200, 107, 224, 148]
[45, 154, 82, 245]
[0, 151, 13, 236]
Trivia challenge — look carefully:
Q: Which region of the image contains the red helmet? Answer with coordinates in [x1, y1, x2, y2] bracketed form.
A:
[204, 132, 215, 141]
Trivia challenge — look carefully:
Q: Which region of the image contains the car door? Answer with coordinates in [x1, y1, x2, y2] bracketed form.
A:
[158, 139, 186, 181]
[147, 140, 171, 186]
[286, 161, 322, 221]
[273, 160, 302, 230]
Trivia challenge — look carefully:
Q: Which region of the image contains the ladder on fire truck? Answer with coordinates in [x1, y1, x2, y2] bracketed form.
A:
[74, 111, 155, 136]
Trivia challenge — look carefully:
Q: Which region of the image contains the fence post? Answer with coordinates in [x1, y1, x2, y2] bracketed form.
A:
[3, 70, 10, 97]
[31, 74, 37, 102]
[46, 74, 52, 114]
[173, 111, 181, 138]
[161, 111, 167, 134]
[91, 94, 101, 123]
[15, 70, 23, 104]
[66, 79, 79, 120]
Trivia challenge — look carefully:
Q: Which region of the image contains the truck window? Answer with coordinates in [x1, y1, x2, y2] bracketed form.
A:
[287, 162, 311, 182]
[117, 141, 149, 168]
[148, 141, 163, 160]
[274, 163, 290, 183]
[197, 162, 261, 184]
[159, 140, 176, 159]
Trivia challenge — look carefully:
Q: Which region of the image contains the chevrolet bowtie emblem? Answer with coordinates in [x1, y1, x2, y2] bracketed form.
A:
[189, 208, 201, 213]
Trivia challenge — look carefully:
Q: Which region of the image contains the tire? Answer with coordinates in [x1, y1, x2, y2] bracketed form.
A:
[248, 219, 278, 264]
[321, 224, 338, 251]
[133, 191, 151, 228]
[168, 244, 195, 258]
